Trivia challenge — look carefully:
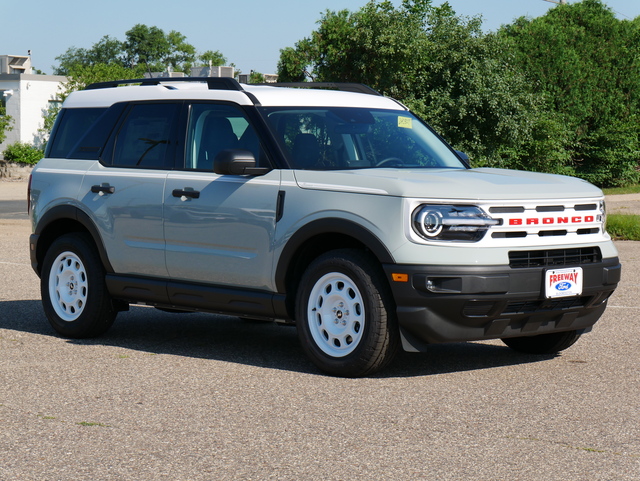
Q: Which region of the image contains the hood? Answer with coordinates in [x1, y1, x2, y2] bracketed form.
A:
[293, 167, 603, 201]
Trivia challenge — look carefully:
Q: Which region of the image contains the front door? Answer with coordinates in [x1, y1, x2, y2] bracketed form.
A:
[164, 103, 280, 291]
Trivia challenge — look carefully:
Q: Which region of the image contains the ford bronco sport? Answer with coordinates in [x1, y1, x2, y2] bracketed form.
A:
[28, 78, 621, 377]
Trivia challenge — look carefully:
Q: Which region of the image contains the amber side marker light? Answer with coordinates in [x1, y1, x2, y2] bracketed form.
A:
[392, 273, 409, 283]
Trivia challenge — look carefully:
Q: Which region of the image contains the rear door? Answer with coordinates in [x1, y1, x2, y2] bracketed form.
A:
[78, 102, 180, 277]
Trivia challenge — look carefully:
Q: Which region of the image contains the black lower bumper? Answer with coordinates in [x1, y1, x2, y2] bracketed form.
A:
[383, 258, 621, 351]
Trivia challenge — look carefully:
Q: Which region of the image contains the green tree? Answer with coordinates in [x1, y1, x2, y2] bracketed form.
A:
[165, 30, 197, 72]
[198, 50, 227, 67]
[47, 26, 226, 142]
[61, 63, 147, 97]
[55, 36, 127, 75]
[277, 0, 562, 172]
[0, 103, 13, 146]
[123, 24, 172, 72]
[54, 47, 92, 75]
[89, 36, 125, 65]
[248, 71, 265, 83]
[42, 62, 147, 142]
[500, 0, 640, 186]
[122, 25, 196, 73]
[41, 62, 147, 141]
[55, 25, 200, 76]
[277, 41, 316, 82]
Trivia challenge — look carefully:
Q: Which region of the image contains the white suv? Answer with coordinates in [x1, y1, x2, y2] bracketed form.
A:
[28, 78, 621, 376]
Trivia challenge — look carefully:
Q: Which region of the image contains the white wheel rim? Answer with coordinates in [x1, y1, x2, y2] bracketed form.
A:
[48, 251, 89, 322]
[307, 272, 365, 357]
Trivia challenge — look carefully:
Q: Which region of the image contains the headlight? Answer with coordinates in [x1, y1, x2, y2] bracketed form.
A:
[412, 204, 499, 242]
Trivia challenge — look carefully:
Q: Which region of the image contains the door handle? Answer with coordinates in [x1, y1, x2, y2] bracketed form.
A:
[91, 184, 115, 195]
[172, 188, 200, 199]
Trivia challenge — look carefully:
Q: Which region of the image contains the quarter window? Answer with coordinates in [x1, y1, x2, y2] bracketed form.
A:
[46, 108, 106, 159]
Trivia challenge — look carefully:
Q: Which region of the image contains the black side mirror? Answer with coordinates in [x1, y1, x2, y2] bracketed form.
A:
[213, 149, 270, 176]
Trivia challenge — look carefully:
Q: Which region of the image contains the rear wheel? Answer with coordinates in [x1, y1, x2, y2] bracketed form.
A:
[501, 330, 582, 354]
[296, 249, 399, 377]
[41, 233, 116, 338]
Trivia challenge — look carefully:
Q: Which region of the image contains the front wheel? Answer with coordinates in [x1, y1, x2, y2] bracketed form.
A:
[501, 330, 582, 354]
[296, 249, 399, 377]
[41, 233, 117, 338]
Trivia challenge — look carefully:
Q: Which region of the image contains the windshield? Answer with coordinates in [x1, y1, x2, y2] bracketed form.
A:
[260, 107, 466, 170]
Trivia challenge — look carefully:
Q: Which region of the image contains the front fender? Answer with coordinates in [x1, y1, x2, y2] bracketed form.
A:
[274, 217, 394, 293]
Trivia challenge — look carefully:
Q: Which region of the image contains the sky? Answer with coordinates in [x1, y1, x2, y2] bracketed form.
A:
[3, 0, 640, 76]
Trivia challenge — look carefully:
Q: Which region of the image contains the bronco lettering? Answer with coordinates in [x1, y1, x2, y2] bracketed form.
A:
[509, 215, 595, 226]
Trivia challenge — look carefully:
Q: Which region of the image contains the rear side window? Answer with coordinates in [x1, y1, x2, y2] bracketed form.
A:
[110, 103, 179, 168]
[46, 108, 106, 158]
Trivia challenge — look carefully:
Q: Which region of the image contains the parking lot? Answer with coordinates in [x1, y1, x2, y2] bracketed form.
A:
[0, 180, 638, 480]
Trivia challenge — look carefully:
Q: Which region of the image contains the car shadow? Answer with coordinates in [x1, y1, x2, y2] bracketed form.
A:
[0, 300, 556, 378]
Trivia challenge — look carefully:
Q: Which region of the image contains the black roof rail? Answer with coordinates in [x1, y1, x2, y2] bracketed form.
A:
[85, 77, 244, 91]
[257, 82, 381, 96]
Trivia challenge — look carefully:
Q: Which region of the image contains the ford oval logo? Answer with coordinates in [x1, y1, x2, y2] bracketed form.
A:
[556, 282, 572, 291]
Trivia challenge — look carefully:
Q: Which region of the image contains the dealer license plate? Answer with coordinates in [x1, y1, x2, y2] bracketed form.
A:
[545, 267, 583, 298]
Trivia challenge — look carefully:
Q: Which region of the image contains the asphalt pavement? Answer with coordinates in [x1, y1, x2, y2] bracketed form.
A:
[0, 179, 638, 480]
[607, 192, 640, 216]
[0, 181, 27, 220]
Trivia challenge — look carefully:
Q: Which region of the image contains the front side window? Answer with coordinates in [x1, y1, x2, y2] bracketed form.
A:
[112, 103, 178, 168]
[184, 103, 268, 170]
[261, 107, 465, 170]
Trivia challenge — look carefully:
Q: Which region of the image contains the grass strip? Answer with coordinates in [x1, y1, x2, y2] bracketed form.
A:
[603, 184, 640, 195]
[606, 214, 640, 240]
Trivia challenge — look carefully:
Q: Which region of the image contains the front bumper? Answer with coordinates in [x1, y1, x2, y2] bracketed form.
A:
[383, 257, 621, 350]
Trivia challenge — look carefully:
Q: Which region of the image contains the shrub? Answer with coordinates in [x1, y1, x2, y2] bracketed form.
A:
[3, 142, 44, 165]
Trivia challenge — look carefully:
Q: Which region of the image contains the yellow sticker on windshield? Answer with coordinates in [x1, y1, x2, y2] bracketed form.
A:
[398, 116, 413, 129]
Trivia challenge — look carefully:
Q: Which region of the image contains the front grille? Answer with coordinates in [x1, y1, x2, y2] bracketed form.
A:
[504, 296, 587, 314]
[509, 247, 602, 268]
[483, 199, 604, 244]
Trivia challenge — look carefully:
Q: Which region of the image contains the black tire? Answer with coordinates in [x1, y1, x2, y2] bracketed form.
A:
[41, 233, 117, 338]
[501, 330, 582, 354]
[295, 249, 399, 377]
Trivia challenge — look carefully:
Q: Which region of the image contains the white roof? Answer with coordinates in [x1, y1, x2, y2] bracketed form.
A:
[63, 83, 254, 108]
[243, 84, 404, 109]
[62, 80, 405, 111]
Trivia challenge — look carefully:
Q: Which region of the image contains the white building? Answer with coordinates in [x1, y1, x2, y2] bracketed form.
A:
[0, 55, 66, 154]
[190, 65, 235, 78]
